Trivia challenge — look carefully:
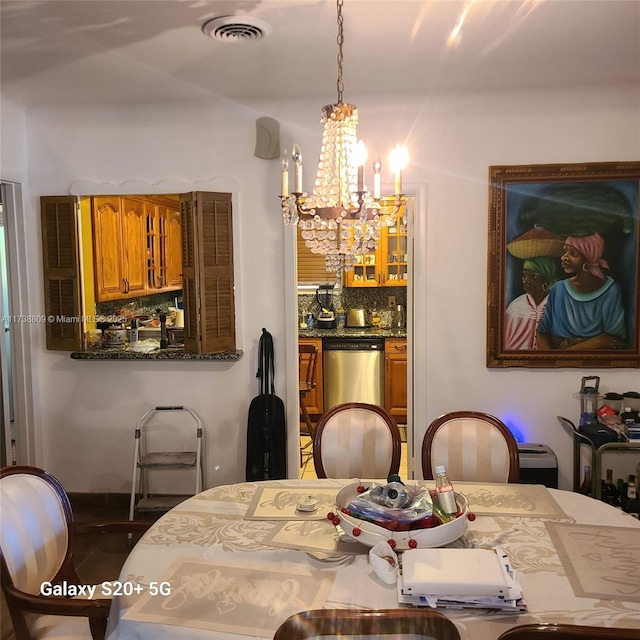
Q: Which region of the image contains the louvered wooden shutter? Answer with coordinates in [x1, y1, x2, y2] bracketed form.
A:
[297, 228, 333, 284]
[180, 196, 198, 351]
[180, 191, 236, 354]
[40, 196, 82, 350]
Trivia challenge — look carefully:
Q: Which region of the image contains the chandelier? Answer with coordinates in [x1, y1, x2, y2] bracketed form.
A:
[280, 0, 409, 274]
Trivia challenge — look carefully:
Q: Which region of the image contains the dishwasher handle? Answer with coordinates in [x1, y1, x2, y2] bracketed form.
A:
[323, 338, 385, 351]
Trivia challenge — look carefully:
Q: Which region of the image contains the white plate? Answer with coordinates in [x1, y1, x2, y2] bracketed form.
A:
[332, 482, 469, 551]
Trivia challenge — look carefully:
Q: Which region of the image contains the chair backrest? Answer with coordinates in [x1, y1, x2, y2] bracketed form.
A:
[421, 411, 520, 483]
[0, 465, 75, 595]
[298, 344, 318, 391]
[273, 608, 461, 640]
[497, 623, 640, 640]
[312, 402, 401, 479]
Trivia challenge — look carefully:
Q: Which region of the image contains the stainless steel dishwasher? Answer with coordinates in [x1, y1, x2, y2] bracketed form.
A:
[323, 337, 385, 410]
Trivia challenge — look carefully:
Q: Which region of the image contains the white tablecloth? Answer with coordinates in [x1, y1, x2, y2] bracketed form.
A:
[106, 480, 640, 640]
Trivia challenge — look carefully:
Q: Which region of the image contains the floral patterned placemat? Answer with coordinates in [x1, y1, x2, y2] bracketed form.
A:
[545, 522, 640, 602]
[245, 485, 337, 520]
[262, 518, 368, 555]
[455, 482, 570, 519]
[124, 558, 335, 637]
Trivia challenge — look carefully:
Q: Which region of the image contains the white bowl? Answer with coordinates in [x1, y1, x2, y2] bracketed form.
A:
[332, 482, 469, 551]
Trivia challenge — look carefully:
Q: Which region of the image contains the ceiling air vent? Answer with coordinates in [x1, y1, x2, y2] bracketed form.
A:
[202, 16, 272, 42]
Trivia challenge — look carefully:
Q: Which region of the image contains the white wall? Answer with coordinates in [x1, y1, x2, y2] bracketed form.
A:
[1, 99, 28, 180]
[5, 82, 640, 492]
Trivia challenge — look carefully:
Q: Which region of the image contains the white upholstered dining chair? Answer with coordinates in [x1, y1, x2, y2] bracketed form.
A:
[0, 465, 149, 640]
[312, 402, 401, 479]
[273, 608, 461, 640]
[421, 411, 520, 483]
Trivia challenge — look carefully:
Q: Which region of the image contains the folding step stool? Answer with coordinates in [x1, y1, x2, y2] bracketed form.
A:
[129, 405, 204, 521]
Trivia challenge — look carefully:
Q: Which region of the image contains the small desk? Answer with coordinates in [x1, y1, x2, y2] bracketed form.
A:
[107, 479, 640, 640]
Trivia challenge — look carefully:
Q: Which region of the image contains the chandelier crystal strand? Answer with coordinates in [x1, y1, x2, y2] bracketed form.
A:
[279, 0, 408, 275]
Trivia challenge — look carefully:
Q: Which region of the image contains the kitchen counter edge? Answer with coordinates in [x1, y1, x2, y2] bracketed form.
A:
[70, 348, 243, 361]
[298, 329, 406, 339]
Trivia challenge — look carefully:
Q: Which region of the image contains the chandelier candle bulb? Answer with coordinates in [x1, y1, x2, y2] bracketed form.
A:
[395, 169, 402, 196]
[373, 158, 381, 199]
[356, 140, 367, 191]
[390, 145, 409, 195]
[293, 143, 303, 192]
[281, 151, 289, 197]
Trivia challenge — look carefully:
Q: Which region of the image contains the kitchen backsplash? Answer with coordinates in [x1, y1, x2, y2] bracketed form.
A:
[95, 291, 181, 321]
[299, 286, 407, 328]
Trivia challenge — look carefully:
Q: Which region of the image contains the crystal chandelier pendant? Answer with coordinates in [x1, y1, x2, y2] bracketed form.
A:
[279, 0, 408, 275]
[282, 195, 298, 225]
[313, 103, 359, 210]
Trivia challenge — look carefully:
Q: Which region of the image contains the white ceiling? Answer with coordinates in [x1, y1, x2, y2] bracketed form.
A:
[1, 0, 639, 109]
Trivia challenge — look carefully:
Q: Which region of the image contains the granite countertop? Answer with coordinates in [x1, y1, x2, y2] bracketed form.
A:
[298, 328, 406, 339]
[70, 347, 243, 360]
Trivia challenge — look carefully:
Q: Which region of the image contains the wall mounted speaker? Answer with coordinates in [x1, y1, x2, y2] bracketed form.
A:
[254, 116, 280, 159]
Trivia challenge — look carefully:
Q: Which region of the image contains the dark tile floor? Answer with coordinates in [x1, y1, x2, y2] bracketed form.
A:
[1, 506, 158, 640]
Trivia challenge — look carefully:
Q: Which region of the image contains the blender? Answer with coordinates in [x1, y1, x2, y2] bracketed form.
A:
[579, 376, 600, 426]
[316, 283, 337, 329]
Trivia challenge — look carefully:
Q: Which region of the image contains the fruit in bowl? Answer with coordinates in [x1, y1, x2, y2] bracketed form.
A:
[331, 481, 469, 551]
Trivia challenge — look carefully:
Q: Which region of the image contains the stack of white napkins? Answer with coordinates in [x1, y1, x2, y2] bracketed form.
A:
[397, 546, 526, 612]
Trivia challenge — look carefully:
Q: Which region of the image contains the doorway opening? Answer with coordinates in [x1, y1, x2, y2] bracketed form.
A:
[0, 180, 37, 467]
[294, 194, 417, 481]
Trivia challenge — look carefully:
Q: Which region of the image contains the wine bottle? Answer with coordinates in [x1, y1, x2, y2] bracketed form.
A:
[626, 475, 639, 518]
[615, 479, 625, 510]
[578, 465, 592, 495]
[603, 468, 618, 505]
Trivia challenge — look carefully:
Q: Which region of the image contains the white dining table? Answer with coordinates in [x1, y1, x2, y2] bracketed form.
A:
[106, 479, 640, 640]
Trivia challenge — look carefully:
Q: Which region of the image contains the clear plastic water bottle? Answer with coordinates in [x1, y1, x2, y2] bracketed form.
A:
[434, 465, 458, 515]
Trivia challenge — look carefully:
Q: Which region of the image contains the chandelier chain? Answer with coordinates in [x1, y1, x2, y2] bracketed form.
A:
[336, 0, 344, 104]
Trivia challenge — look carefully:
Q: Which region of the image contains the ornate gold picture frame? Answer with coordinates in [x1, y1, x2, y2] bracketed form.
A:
[487, 161, 640, 368]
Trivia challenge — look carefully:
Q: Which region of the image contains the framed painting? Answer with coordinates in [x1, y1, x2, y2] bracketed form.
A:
[487, 161, 640, 368]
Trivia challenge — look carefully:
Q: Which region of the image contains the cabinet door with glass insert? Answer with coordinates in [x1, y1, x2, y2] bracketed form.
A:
[347, 249, 381, 287]
[382, 220, 408, 286]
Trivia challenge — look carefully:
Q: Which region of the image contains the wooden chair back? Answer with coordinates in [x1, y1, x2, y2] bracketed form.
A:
[422, 411, 520, 482]
[298, 344, 319, 439]
[313, 402, 401, 479]
[274, 608, 461, 640]
[497, 623, 640, 640]
[298, 343, 318, 394]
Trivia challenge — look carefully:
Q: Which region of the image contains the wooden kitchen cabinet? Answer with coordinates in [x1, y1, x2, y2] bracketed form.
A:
[92, 196, 145, 301]
[344, 216, 408, 288]
[381, 219, 408, 286]
[121, 198, 147, 297]
[144, 201, 183, 293]
[92, 195, 181, 301]
[345, 247, 381, 287]
[385, 337, 407, 424]
[298, 338, 323, 418]
[166, 207, 183, 288]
